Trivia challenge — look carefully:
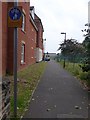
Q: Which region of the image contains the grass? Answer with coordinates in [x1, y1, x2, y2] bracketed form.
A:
[65, 62, 81, 77]
[59, 61, 82, 77]
[10, 62, 47, 118]
[58, 60, 89, 86]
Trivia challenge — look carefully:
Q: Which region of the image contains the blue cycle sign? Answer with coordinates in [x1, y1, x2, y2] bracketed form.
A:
[8, 6, 22, 27]
[9, 7, 22, 20]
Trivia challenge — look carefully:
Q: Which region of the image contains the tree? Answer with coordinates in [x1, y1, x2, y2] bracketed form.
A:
[81, 24, 90, 72]
[58, 39, 84, 63]
[81, 24, 90, 87]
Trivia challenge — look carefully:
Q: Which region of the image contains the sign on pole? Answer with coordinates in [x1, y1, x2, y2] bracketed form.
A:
[8, 5, 22, 117]
[8, 6, 22, 28]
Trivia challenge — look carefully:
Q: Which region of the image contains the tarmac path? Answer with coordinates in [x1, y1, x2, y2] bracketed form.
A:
[23, 60, 88, 119]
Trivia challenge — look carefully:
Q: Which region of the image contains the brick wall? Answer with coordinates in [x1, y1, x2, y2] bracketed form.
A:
[0, 1, 2, 118]
[38, 24, 43, 50]
[7, 3, 14, 74]
[34, 14, 44, 62]
[34, 14, 44, 50]
[6, 2, 37, 73]
[1, 2, 44, 74]
[0, 2, 2, 76]
[2, 3, 8, 75]
[1, 4, 10, 120]
[29, 16, 37, 65]
[18, 2, 31, 71]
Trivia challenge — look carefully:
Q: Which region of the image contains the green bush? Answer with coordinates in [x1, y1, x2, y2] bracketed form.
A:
[79, 71, 88, 80]
[65, 63, 81, 77]
[59, 61, 90, 87]
[87, 71, 90, 86]
[73, 69, 80, 76]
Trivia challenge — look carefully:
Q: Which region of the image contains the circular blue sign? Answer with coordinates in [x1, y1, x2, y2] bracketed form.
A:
[9, 7, 22, 20]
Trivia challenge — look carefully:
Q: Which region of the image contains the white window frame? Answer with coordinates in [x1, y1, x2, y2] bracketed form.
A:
[22, 13, 25, 32]
[21, 43, 25, 64]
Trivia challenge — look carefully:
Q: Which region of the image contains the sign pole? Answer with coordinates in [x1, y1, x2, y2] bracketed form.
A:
[14, 1, 18, 118]
[8, 0, 22, 117]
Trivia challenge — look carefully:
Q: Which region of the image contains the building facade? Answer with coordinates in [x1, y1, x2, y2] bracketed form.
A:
[1, 2, 44, 75]
[0, 1, 44, 119]
[30, 6, 44, 62]
[0, 2, 2, 119]
[2, 2, 8, 75]
[34, 13, 44, 62]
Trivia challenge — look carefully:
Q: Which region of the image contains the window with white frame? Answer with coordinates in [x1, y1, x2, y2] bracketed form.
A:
[22, 12, 25, 31]
[21, 43, 25, 64]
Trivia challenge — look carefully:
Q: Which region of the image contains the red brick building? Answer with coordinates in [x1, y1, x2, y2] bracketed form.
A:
[30, 6, 44, 62]
[2, 2, 8, 75]
[35, 13, 44, 62]
[0, 2, 2, 119]
[29, 7, 38, 65]
[0, 1, 44, 119]
[0, 2, 44, 75]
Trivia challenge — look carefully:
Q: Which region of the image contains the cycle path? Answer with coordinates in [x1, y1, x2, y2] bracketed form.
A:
[23, 60, 88, 119]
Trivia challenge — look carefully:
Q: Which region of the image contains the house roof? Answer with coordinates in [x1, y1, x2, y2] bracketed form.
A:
[30, 6, 44, 32]
[30, 6, 38, 31]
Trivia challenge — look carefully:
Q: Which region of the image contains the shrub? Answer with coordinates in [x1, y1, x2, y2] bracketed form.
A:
[79, 71, 88, 80]
[87, 71, 90, 86]
[73, 69, 79, 76]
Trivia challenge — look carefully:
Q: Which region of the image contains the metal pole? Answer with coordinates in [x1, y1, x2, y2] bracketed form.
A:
[63, 33, 66, 68]
[65, 33, 66, 42]
[63, 57, 65, 68]
[14, 1, 18, 117]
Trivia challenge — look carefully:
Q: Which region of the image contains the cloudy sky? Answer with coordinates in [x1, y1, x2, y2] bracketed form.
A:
[30, 0, 89, 53]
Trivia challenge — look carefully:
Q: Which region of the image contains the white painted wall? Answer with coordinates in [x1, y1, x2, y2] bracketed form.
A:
[36, 48, 43, 62]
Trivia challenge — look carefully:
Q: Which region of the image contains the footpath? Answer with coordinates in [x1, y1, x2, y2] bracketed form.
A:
[23, 60, 88, 119]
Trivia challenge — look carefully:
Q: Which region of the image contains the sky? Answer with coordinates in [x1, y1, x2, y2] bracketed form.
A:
[30, 0, 89, 53]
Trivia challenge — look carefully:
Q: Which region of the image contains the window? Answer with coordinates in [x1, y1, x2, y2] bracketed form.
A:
[22, 13, 25, 31]
[21, 43, 25, 64]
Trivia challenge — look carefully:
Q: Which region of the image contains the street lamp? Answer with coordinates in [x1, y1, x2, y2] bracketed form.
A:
[61, 32, 66, 42]
[61, 32, 66, 68]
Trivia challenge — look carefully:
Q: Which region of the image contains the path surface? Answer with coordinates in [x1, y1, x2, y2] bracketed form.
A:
[23, 60, 88, 119]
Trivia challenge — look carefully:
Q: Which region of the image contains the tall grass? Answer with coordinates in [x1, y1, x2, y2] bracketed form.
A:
[65, 62, 81, 77]
[59, 60, 89, 84]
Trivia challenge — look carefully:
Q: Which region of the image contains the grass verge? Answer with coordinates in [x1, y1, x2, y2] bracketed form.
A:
[59, 61, 89, 88]
[10, 62, 47, 118]
[59, 61, 81, 76]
